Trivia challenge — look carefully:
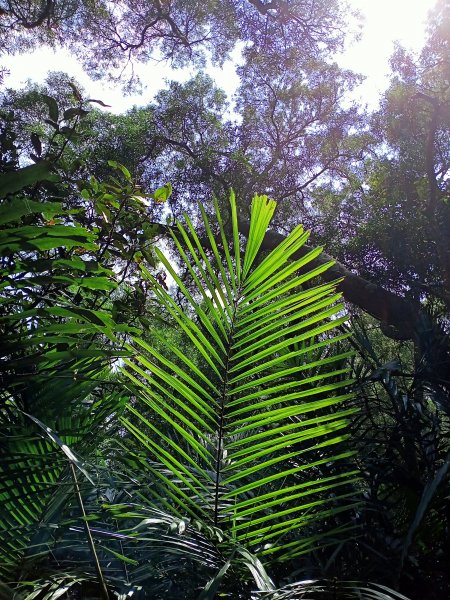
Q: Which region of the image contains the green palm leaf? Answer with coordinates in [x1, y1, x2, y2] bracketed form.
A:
[253, 580, 412, 599]
[122, 193, 359, 561]
[0, 371, 127, 581]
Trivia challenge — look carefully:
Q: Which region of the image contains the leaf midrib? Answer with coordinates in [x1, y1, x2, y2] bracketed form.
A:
[213, 289, 241, 526]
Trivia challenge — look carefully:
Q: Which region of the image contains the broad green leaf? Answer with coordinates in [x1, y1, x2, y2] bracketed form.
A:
[0, 162, 60, 198]
[0, 199, 62, 225]
[151, 182, 172, 202]
[73, 276, 117, 290]
[107, 159, 132, 180]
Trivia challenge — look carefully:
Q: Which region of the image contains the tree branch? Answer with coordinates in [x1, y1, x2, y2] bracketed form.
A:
[9, 0, 54, 29]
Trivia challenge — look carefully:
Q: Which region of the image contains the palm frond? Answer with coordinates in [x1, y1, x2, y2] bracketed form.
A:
[0, 372, 127, 581]
[121, 193, 359, 562]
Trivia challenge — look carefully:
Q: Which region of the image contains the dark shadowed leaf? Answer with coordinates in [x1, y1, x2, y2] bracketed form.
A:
[87, 98, 112, 107]
[41, 94, 59, 122]
[0, 162, 59, 197]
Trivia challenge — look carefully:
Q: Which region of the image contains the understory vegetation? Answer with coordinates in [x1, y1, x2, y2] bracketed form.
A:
[0, 1, 449, 598]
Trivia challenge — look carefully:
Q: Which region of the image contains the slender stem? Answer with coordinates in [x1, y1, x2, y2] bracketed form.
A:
[70, 462, 110, 600]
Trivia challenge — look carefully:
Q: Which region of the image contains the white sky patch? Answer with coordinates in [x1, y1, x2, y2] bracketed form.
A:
[3, 47, 191, 113]
[338, 0, 436, 107]
[157, 236, 178, 290]
[3, 44, 243, 114]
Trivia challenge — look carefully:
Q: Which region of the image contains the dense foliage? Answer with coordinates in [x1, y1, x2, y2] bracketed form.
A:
[0, 0, 449, 598]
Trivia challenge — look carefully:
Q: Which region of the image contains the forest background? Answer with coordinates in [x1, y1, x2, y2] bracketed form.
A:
[0, 1, 449, 599]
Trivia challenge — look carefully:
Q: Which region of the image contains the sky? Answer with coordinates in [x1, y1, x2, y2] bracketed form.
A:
[1, 0, 437, 114]
[337, 0, 436, 106]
